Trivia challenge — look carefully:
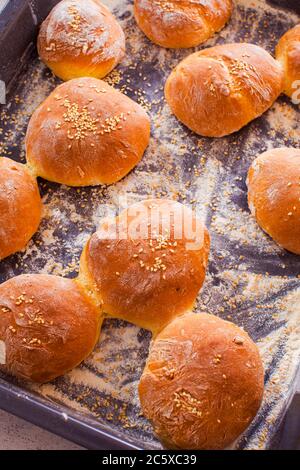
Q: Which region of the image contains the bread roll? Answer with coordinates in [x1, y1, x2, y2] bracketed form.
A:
[165, 43, 284, 137]
[134, 0, 232, 49]
[0, 158, 42, 261]
[37, 0, 125, 81]
[25, 77, 151, 186]
[0, 274, 101, 383]
[80, 199, 210, 333]
[276, 24, 300, 99]
[247, 147, 300, 255]
[139, 312, 264, 449]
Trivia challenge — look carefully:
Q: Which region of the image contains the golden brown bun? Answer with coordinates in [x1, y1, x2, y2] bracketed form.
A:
[80, 199, 210, 334]
[0, 158, 42, 261]
[25, 77, 151, 186]
[134, 0, 232, 49]
[139, 312, 264, 450]
[0, 274, 101, 383]
[165, 43, 284, 137]
[37, 0, 125, 81]
[276, 24, 300, 98]
[247, 147, 300, 255]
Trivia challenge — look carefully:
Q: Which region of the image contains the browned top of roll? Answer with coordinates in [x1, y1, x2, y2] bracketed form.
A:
[276, 24, 300, 98]
[134, 0, 232, 48]
[139, 312, 264, 449]
[0, 158, 42, 261]
[38, 0, 125, 80]
[26, 77, 150, 186]
[165, 43, 284, 137]
[247, 147, 300, 255]
[0, 274, 101, 383]
[80, 199, 210, 334]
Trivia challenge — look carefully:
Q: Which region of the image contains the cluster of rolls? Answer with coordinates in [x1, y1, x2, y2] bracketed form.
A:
[0, 0, 300, 450]
[0, 198, 264, 450]
[36, 0, 299, 138]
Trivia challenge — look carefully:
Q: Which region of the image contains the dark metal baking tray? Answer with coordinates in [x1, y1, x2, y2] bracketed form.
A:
[0, 0, 300, 450]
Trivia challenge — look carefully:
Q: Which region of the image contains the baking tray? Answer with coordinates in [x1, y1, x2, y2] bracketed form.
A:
[0, 0, 300, 450]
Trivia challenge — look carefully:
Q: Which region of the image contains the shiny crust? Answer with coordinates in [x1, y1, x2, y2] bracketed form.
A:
[0, 158, 42, 260]
[276, 24, 300, 98]
[0, 274, 102, 383]
[165, 43, 284, 137]
[25, 77, 151, 186]
[38, 0, 125, 81]
[139, 312, 264, 449]
[134, 0, 232, 48]
[80, 199, 210, 334]
[247, 147, 300, 255]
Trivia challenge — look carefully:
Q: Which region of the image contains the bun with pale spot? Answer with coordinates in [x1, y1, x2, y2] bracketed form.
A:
[134, 0, 233, 49]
